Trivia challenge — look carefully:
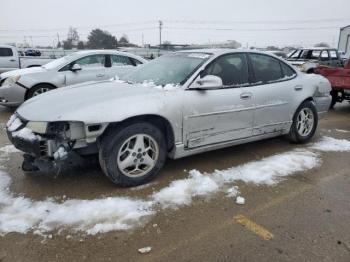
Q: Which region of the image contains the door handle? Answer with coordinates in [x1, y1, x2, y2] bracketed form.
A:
[96, 74, 105, 78]
[294, 85, 303, 91]
[240, 92, 252, 99]
[9, 59, 16, 62]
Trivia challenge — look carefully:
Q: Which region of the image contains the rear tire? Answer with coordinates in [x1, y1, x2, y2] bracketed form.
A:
[288, 101, 318, 143]
[26, 84, 54, 100]
[99, 122, 167, 187]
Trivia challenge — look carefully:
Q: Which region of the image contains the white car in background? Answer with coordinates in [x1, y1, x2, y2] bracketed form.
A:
[0, 50, 147, 107]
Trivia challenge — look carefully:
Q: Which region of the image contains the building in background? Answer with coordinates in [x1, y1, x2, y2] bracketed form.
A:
[338, 25, 350, 57]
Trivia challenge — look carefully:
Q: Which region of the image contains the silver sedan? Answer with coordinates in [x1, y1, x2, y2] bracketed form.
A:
[0, 50, 147, 107]
[7, 49, 331, 186]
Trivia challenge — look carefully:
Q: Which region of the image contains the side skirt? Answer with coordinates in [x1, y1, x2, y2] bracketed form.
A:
[169, 130, 288, 159]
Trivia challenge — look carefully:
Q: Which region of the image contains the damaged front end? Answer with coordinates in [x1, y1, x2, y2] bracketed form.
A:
[6, 113, 107, 175]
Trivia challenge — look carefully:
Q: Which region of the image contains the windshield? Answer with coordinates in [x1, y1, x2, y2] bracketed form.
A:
[120, 52, 211, 86]
[42, 52, 80, 70]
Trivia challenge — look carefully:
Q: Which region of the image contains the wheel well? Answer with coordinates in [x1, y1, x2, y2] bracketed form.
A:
[25, 83, 57, 100]
[306, 68, 314, 74]
[303, 97, 314, 103]
[103, 115, 175, 152]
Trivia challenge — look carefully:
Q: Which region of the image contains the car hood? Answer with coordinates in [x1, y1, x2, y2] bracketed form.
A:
[16, 80, 179, 123]
[0, 66, 47, 79]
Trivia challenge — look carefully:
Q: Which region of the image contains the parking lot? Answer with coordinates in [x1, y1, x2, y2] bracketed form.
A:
[0, 102, 349, 262]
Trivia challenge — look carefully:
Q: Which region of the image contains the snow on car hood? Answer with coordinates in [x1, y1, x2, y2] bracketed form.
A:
[0, 66, 47, 79]
[16, 80, 180, 123]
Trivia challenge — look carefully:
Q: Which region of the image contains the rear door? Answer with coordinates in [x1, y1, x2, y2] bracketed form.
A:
[0, 47, 18, 72]
[183, 53, 255, 148]
[62, 54, 109, 86]
[248, 53, 298, 135]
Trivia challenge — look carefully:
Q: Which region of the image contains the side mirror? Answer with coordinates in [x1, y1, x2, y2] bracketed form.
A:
[70, 63, 82, 72]
[190, 75, 223, 90]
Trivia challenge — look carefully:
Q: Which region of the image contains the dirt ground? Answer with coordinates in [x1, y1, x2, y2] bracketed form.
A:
[0, 103, 349, 262]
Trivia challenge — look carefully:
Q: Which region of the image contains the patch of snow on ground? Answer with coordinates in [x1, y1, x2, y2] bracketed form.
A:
[152, 170, 219, 208]
[311, 136, 350, 152]
[0, 136, 349, 235]
[226, 186, 240, 197]
[335, 129, 349, 133]
[213, 150, 320, 185]
[235, 196, 245, 205]
[0, 146, 154, 235]
[0, 145, 20, 153]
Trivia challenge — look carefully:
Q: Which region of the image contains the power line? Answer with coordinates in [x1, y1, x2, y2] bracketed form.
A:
[164, 26, 340, 32]
[163, 18, 350, 25]
[1, 17, 349, 33]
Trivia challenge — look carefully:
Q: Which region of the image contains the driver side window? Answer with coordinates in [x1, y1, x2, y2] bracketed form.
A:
[74, 55, 106, 69]
[202, 53, 249, 87]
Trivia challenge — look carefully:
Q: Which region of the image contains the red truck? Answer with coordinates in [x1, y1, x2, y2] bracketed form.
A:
[314, 60, 350, 108]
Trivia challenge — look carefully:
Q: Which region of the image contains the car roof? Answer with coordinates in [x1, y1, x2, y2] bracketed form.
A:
[0, 44, 16, 49]
[178, 48, 272, 56]
[293, 47, 337, 51]
[72, 50, 147, 62]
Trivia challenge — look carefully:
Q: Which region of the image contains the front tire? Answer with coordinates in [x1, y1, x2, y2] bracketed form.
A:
[26, 84, 54, 100]
[99, 122, 167, 187]
[288, 101, 318, 143]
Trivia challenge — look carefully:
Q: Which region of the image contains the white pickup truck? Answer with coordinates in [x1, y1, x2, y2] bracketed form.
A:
[0, 45, 54, 73]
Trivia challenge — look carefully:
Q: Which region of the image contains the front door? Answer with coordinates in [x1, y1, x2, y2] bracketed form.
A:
[183, 53, 255, 148]
[63, 54, 109, 86]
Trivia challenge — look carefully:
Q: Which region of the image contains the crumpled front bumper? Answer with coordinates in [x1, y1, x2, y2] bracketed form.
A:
[8, 128, 85, 173]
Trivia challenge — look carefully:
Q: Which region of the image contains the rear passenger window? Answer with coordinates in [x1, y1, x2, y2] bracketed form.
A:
[250, 54, 283, 84]
[203, 53, 249, 87]
[130, 58, 142, 66]
[280, 62, 296, 78]
[111, 55, 133, 66]
[0, 48, 13, 57]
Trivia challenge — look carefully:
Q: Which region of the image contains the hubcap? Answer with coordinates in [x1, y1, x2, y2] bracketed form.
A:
[296, 108, 314, 137]
[33, 87, 50, 97]
[117, 134, 159, 177]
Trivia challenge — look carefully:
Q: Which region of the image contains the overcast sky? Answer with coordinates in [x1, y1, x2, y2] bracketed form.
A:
[1, 0, 350, 48]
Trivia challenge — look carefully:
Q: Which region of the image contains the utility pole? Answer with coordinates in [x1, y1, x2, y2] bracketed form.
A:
[57, 33, 60, 47]
[159, 20, 163, 48]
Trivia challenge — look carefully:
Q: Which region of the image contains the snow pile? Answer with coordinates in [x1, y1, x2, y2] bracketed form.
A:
[12, 127, 40, 141]
[212, 150, 319, 185]
[53, 147, 68, 160]
[311, 136, 350, 152]
[6, 115, 22, 132]
[152, 170, 219, 208]
[141, 81, 179, 91]
[226, 186, 240, 197]
[235, 196, 245, 205]
[0, 145, 153, 235]
[152, 150, 319, 209]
